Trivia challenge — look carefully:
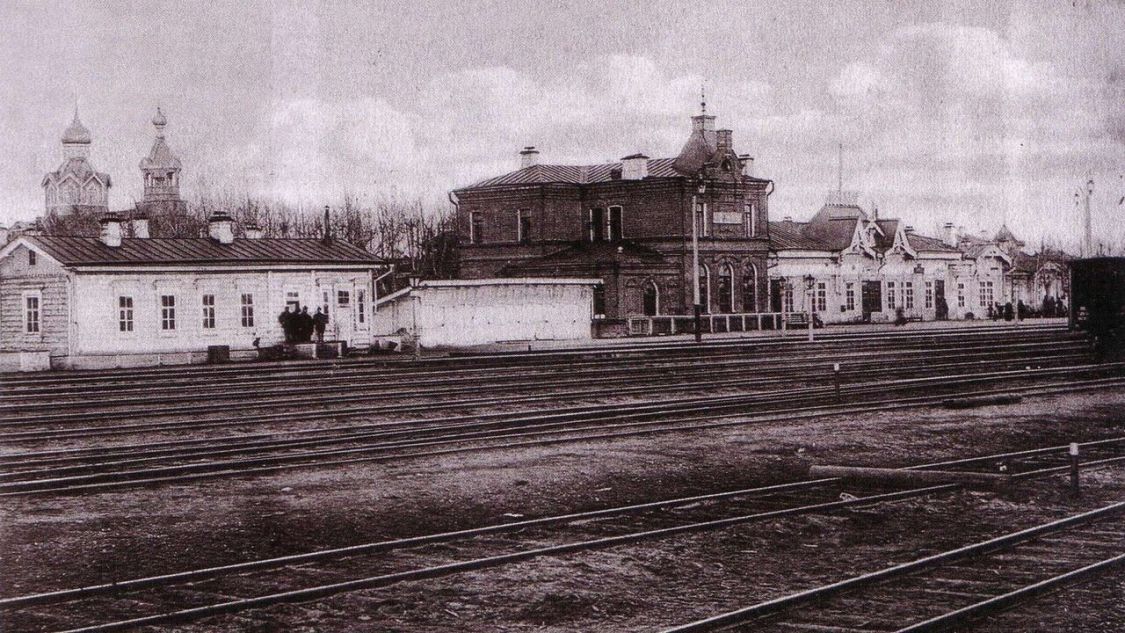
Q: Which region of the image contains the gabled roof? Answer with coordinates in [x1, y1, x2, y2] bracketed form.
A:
[43, 158, 112, 187]
[905, 232, 960, 253]
[15, 236, 382, 267]
[768, 221, 832, 251]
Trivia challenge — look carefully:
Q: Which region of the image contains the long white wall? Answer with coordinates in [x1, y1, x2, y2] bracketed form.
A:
[375, 279, 598, 348]
[71, 267, 375, 354]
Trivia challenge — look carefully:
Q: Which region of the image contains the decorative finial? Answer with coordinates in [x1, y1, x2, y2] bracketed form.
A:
[152, 106, 167, 136]
[700, 83, 707, 115]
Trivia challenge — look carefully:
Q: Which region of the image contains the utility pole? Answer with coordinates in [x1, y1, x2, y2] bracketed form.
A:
[692, 175, 705, 343]
[837, 142, 843, 194]
[1084, 179, 1094, 258]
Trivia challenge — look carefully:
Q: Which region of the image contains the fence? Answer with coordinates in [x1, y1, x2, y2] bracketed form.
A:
[626, 312, 786, 336]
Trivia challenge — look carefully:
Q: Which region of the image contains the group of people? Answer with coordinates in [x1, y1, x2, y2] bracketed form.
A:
[278, 305, 329, 343]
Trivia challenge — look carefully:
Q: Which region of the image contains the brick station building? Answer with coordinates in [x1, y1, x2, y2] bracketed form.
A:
[451, 112, 772, 334]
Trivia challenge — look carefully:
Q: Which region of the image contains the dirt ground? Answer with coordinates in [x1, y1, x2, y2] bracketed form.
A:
[2, 388, 1124, 631]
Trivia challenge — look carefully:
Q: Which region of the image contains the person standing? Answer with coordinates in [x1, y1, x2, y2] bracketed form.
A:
[299, 306, 314, 342]
[313, 307, 328, 342]
[278, 306, 293, 343]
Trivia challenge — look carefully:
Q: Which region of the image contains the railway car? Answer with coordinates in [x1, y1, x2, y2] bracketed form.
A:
[1070, 257, 1125, 357]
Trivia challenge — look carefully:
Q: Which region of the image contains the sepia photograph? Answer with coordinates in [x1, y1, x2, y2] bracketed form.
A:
[0, 0, 1123, 631]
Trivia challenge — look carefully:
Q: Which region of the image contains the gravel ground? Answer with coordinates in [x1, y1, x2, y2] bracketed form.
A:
[2, 387, 1124, 632]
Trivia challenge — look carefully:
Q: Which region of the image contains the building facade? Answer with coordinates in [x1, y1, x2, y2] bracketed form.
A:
[769, 196, 1071, 323]
[0, 214, 384, 370]
[452, 112, 772, 333]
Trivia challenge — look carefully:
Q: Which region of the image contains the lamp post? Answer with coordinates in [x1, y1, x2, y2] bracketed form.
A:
[804, 274, 816, 342]
[692, 174, 707, 343]
[408, 274, 422, 360]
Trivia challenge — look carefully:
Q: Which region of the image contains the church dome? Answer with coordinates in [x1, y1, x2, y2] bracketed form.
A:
[62, 112, 91, 145]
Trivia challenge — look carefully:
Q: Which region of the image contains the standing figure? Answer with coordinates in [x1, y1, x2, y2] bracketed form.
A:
[278, 306, 293, 343]
[313, 308, 328, 342]
[299, 306, 314, 342]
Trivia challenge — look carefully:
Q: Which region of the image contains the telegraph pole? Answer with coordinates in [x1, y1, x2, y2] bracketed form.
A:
[1084, 179, 1094, 258]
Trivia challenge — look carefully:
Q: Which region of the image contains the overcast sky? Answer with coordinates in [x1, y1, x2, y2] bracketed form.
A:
[0, 0, 1121, 251]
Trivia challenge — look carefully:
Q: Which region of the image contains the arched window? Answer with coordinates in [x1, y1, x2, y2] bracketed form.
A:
[697, 264, 711, 314]
[742, 263, 758, 312]
[642, 280, 659, 316]
[718, 264, 734, 313]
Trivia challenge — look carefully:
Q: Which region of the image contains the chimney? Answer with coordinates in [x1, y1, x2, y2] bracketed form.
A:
[942, 222, 957, 246]
[904, 225, 914, 233]
[739, 154, 754, 177]
[621, 153, 649, 180]
[322, 205, 332, 243]
[244, 222, 264, 239]
[208, 211, 235, 244]
[716, 129, 732, 152]
[99, 213, 123, 247]
[519, 146, 540, 169]
[783, 215, 793, 222]
[131, 214, 150, 239]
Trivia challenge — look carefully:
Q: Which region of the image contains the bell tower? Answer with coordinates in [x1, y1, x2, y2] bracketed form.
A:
[139, 107, 182, 202]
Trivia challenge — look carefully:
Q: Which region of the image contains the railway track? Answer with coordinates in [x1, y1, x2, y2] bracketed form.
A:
[663, 500, 1125, 633]
[3, 365, 1123, 496]
[0, 322, 1068, 392]
[3, 439, 1120, 633]
[0, 337, 1083, 419]
[0, 340, 1090, 442]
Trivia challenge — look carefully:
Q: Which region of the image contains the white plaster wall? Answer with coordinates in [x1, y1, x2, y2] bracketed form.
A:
[72, 268, 374, 354]
[375, 280, 596, 347]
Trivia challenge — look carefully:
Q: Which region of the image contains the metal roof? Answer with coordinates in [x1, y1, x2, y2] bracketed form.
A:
[24, 236, 383, 266]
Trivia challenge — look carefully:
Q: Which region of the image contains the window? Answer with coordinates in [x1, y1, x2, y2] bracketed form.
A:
[886, 282, 896, 310]
[160, 295, 176, 330]
[517, 209, 531, 244]
[783, 285, 794, 313]
[356, 289, 366, 324]
[697, 264, 711, 313]
[958, 282, 966, 308]
[24, 294, 40, 334]
[337, 290, 350, 306]
[905, 282, 914, 309]
[201, 294, 216, 329]
[745, 202, 758, 237]
[240, 293, 255, 327]
[742, 264, 758, 312]
[608, 206, 623, 242]
[593, 284, 606, 317]
[718, 265, 734, 313]
[979, 280, 994, 307]
[925, 281, 934, 309]
[845, 283, 855, 311]
[28, 250, 36, 266]
[118, 296, 134, 332]
[815, 282, 827, 312]
[643, 280, 659, 316]
[699, 202, 711, 237]
[469, 211, 483, 244]
[286, 291, 301, 312]
[590, 208, 605, 242]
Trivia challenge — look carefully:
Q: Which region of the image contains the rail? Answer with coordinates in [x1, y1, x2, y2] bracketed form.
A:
[627, 312, 785, 336]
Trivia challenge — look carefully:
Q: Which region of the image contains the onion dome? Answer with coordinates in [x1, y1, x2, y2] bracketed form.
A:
[62, 110, 92, 145]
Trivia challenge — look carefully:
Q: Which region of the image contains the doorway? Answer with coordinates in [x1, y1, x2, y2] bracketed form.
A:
[934, 279, 948, 320]
[861, 281, 882, 322]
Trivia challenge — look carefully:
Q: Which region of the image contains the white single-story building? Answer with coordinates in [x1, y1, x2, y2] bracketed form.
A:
[769, 194, 1016, 323]
[374, 278, 600, 348]
[0, 213, 385, 370]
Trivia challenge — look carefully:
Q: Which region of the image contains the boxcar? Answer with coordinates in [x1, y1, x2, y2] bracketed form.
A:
[1070, 257, 1125, 339]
